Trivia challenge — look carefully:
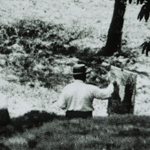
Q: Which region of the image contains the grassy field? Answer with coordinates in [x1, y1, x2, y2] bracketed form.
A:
[1, 115, 150, 150]
[0, 0, 150, 149]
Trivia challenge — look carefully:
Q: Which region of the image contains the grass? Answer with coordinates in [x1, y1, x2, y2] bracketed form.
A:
[1, 114, 150, 150]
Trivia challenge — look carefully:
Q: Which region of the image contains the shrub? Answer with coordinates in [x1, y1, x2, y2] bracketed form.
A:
[0, 19, 91, 87]
[0, 19, 128, 88]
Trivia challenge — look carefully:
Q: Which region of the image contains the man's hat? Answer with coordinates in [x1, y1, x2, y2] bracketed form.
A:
[73, 64, 88, 75]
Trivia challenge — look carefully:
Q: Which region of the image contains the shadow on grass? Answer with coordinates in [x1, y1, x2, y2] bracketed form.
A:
[1, 112, 150, 137]
[0, 110, 65, 137]
[0, 143, 11, 150]
[1, 113, 150, 150]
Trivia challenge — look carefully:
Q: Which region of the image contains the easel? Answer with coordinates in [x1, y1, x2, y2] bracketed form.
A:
[102, 62, 137, 115]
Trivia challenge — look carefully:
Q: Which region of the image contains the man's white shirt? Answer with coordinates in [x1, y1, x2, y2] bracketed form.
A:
[58, 80, 114, 112]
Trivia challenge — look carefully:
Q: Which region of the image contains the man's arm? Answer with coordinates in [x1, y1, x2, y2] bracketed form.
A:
[92, 83, 114, 100]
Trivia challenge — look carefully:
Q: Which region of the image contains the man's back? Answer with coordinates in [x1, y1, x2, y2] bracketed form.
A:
[58, 80, 113, 112]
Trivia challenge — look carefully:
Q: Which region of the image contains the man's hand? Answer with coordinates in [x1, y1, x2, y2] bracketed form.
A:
[113, 81, 118, 87]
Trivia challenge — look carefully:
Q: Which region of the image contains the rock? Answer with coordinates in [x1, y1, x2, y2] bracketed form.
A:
[0, 108, 10, 126]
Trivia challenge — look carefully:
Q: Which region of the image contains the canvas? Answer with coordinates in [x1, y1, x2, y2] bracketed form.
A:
[107, 65, 137, 115]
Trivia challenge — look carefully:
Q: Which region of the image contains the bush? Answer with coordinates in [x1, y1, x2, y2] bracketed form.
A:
[0, 19, 92, 87]
[0, 19, 131, 88]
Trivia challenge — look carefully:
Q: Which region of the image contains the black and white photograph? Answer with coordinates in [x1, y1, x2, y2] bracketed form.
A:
[0, 0, 150, 149]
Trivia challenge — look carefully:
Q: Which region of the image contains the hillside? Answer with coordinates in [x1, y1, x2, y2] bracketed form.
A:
[0, 0, 150, 118]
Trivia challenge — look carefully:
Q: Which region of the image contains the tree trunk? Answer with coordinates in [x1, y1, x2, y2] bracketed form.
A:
[102, 0, 127, 56]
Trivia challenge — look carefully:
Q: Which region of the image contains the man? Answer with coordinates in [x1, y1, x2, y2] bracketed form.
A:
[58, 64, 114, 119]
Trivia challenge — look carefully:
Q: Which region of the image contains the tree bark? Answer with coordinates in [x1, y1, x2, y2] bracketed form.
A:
[102, 0, 127, 56]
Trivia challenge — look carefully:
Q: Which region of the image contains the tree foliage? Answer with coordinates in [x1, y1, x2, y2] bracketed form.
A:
[141, 41, 150, 56]
[129, 0, 150, 22]
[129, 0, 150, 56]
